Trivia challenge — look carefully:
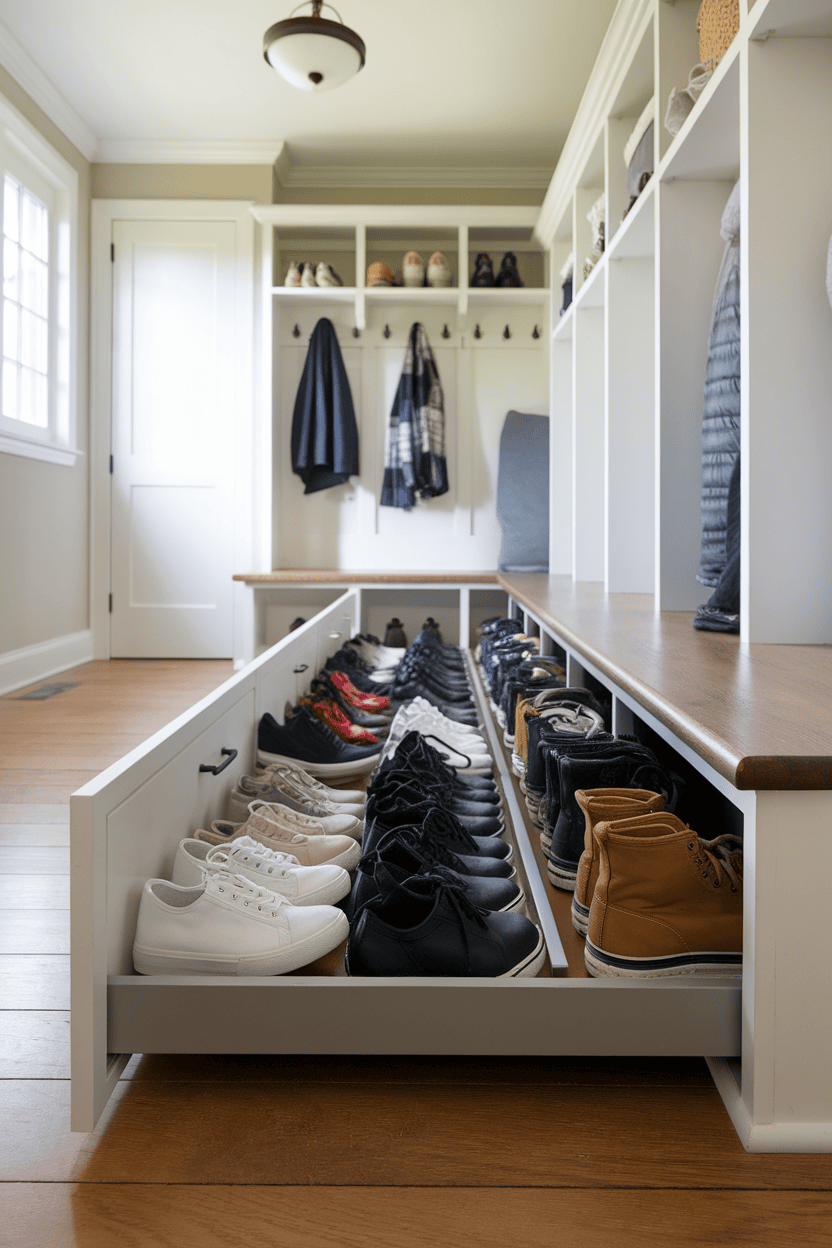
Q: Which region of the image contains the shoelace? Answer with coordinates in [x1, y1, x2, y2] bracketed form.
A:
[265, 767, 341, 813]
[248, 800, 330, 833]
[204, 838, 299, 879]
[692, 833, 743, 892]
[422, 732, 475, 770]
[357, 832, 462, 884]
[206, 868, 286, 917]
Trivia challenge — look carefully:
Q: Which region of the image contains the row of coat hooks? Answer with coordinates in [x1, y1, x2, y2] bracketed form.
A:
[291, 323, 541, 340]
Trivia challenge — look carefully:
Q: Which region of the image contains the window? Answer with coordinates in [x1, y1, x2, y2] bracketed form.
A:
[0, 95, 78, 467]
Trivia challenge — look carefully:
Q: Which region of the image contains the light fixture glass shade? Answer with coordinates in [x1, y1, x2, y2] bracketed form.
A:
[263, 13, 366, 92]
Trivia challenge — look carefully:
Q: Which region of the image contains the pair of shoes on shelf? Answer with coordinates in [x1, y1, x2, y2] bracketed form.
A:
[285, 261, 344, 288]
[570, 789, 743, 979]
[470, 252, 524, 287]
[132, 827, 352, 978]
[402, 251, 453, 288]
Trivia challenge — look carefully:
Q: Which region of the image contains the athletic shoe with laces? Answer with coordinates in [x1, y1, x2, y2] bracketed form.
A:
[257, 761, 366, 808]
[349, 833, 525, 918]
[309, 678, 392, 730]
[345, 863, 544, 977]
[324, 648, 394, 695]
[369, 768, 504, 836]
[226, 772, 364, 826]
[257, 708, 382, 778]
[387, 703, 489, 752]
[382, 728, 492, 776]
[245, 798, 363, 841]
[377, 730, 500, 802]
[197, 811, 361, 871]
[172, 835, 351, 906]
[365, 789, 510, 863]
[327, 669, 392, 712]
[133, 869, 349, 976]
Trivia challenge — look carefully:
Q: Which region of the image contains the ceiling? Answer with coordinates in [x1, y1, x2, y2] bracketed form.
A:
[0, 0, 618, 182]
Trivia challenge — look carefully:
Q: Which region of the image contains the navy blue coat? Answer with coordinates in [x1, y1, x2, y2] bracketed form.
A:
[291, 318, 359, 494]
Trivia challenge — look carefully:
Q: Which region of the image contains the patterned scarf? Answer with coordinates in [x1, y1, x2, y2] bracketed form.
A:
[380, 322, 449, 510]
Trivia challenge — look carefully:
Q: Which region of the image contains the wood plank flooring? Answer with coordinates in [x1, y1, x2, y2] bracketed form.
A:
[1, 658, 832, 1246]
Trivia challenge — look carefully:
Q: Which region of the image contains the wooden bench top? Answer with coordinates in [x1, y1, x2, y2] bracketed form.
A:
[233, 570, 500, 585]
[499, 573, 832, 792]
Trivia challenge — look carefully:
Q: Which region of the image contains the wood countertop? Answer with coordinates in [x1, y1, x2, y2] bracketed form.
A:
[233, 570, 500, 585]
[499, 574, 832, 792]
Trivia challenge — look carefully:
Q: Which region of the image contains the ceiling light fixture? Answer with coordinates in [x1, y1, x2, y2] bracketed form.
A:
[263, 0, 366, 92]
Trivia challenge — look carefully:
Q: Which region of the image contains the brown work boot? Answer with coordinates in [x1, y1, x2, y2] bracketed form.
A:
[570, 788, 666, 935]
[585, 813, 742, 977]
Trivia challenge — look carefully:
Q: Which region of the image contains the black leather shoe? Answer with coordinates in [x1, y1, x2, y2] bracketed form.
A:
[494, 251, 524, 287]
[346, 864, 545, 977]
[470, 252, 495, 287]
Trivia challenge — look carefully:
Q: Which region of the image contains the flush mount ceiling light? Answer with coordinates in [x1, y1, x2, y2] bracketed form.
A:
[263, 0, 366, 92]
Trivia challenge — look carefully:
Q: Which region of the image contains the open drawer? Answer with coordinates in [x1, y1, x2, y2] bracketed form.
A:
[70, 589, 740, 1132]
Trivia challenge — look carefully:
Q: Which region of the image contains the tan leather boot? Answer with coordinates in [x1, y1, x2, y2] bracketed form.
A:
[585, 813, 742, 977]
[570, 788, 666, 935]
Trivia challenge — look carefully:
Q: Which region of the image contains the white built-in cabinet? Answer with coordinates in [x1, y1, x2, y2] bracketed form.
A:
[537, 0, 832, 643]
[249, 207, 550, 577]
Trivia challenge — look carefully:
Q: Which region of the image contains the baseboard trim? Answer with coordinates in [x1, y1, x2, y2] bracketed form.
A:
[0, 629, 94, 696]
[707, 1056, 832, 1152]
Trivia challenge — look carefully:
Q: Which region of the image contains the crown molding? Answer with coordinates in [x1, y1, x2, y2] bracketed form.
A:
[534, 0, 654, 246]
[94, 138, 286, 165]
[276, 163, 552, 190]
[0, 19, 97, 161]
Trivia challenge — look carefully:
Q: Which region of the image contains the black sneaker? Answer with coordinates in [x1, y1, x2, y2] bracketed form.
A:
[378, 731, 500, 801]
[369, 768, 504, 834]
[365, 786, 510, 862]
[349, 831, 525, 917]
[345, 863, 544, 977]
[257, 708, 382, 778]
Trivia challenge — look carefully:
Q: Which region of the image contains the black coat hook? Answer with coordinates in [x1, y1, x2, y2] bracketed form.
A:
[474, 324, 482, 339]
[503, 325, 511, 339]
[532, 325, 540, 339]
[292, 324, 301, 337]
[441, 324, 450, 339]
[383, 324, 391, 338]
[352, 326, 360, 338]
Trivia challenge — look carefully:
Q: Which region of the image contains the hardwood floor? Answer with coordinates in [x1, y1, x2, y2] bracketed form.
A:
[1, 659, 832, 1247]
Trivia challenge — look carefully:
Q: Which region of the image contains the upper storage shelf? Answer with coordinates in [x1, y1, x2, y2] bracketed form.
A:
[252, 206, 549, 328]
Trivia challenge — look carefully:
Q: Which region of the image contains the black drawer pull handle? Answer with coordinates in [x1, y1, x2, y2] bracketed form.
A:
[199, 747, 237, 775]
[293, 663, 308, 674]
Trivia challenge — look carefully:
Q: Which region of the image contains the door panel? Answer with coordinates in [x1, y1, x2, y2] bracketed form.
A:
[110, 220, 236, 657]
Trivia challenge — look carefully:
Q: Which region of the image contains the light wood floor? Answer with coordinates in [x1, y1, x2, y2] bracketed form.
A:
[2, 659, 832, 1247]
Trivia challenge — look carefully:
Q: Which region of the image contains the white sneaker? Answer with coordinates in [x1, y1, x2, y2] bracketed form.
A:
[382, 733, 492, 776]
[246, 799, 362, 841]
[284, 261, 302, 287]
[347, 637, 406, 669]
[315, 261, 343, 287]
[258, 762, 367, 809]
[399, 697, 484, 739]
[388, 705, 489, 753]
[300, 263, 317, 287]
[198, 813, 361, 871]
[227, 775, 365, 827]
[172, 836, 351, 906]
[133, 871, 348, 976]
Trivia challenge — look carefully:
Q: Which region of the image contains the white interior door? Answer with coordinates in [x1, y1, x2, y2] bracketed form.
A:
[110, 219, 237, 657]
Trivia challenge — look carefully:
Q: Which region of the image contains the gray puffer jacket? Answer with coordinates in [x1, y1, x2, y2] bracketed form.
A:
[696, 180, 741, 588]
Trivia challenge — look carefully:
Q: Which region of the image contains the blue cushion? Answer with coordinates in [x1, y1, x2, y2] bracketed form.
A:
[496, 411, 550, 572]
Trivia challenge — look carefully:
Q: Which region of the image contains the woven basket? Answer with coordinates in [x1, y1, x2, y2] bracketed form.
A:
[697, 0, 740, 69]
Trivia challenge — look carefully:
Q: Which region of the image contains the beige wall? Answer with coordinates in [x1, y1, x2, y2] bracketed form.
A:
[91, 163, 273, 202]
[0, 68, 91, 657]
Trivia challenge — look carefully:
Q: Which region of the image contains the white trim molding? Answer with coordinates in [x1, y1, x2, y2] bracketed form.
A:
[0, 18, 96, 161]
[0, 629, 93, 697]
[94, 138, 286, 166]
[276, 163, 553, 190]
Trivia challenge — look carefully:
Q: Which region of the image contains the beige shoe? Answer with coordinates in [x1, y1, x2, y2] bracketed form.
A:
[570, 789, 666, 936]
[585, 813, 742, 977]
[196, 813, 361, 871]
[247, 798, 362, 841]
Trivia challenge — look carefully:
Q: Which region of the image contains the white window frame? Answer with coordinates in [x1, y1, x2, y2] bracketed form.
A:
[0, 94, 79, 467]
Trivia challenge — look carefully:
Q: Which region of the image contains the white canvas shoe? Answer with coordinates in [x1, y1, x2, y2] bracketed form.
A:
[315, 261, 343, 287]
[172, 836, 351, 906]
[247, 797, 362, 841]
[227, 773, 365, 826]
[198, 813, 361, 871]
[258, 762, 367, 808]
[284, 261, 302, 287]
[133, 871, 349, 976]
[300, 263, 317, 287]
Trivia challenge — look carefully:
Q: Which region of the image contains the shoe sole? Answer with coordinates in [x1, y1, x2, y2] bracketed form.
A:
[256, 748, 381, 779]
[546, 858, 577, 891]
[133, 911, 349, 976]
[570, 896, 589, 936]
[584, 939, 742, 978]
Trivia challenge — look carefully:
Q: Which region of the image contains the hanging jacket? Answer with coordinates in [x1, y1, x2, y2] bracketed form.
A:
[697, 180, 741, 587]
[380, 322, 449, 510]
[291, 318, 359, 494]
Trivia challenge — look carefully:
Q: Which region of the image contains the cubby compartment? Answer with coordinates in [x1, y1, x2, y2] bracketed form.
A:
[272, 224, 358, 290]
[467, 226, 547, 295]
[365, 225, 459, 292]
